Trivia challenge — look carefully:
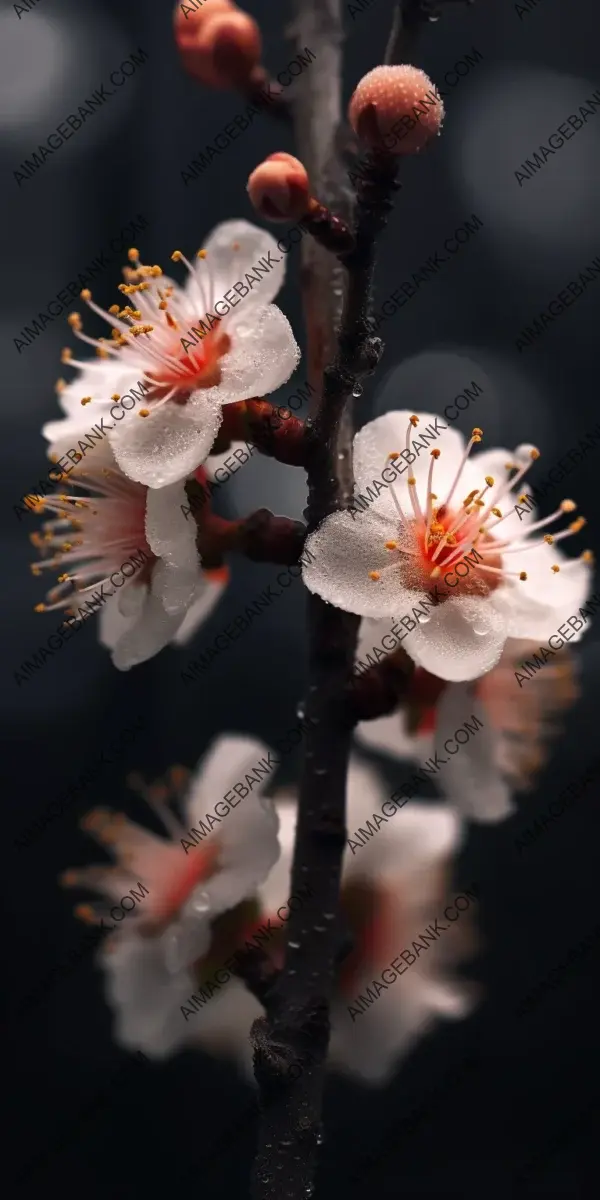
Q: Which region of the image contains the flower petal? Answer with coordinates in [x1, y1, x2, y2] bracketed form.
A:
[173, 572, 228, 645]
[434, 683, 514, 822]
[109, 390, 224, 488]
[353, 409, 466, 517]
[401, 595, 508, 681]
[145, 483, 200, 615]
[110, 590, 183, 670]
[200, 304, 300, 407]
[303, 509, 427, 618]
[197, 219, 287, 317]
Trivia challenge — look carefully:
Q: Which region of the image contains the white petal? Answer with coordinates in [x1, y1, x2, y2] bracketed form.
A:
[496, 542, 592, 641]
[434, 683, 514, 822]
[200, 304, 300, 407]
[353, 410, 466, 517]
[109, 391, 224, 488]
[198, 219, 287, 316]
[146, 484, 201, 615]
[303, 509, 428, 618]
[110, 590, 183, 670]
[172, 573, 227, 645]
[100, 931, 207, 1059]
[401, 595, 508, 681]
[187, 735, 275, 819]
[355, 709, 432, 763]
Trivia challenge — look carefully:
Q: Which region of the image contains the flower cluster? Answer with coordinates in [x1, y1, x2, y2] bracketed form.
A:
[31, 220, 300, 668]
[61, 737, 473, 1082]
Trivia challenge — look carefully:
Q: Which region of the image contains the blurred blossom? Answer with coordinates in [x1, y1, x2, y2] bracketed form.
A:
[59, 736, 279, 1060]
[265, 765, 475, 1085]
[356, 640, 579, 819]
[451, 64, 600, 268]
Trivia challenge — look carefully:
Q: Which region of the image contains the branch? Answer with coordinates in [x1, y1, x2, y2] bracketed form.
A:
[185, 492, 306, 567]
[218, 398, 307, 465]
[385, 0, 474, 65]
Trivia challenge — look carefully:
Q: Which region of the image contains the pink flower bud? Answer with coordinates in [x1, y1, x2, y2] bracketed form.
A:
[173, 0, 235, 47]
[247, 153, 310, 222]
[179, 8, 262, 90]
[348, 65, 444, 155]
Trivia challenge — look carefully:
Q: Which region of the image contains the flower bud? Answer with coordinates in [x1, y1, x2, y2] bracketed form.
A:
[247, 153, 310, 222]
[180, 7, 262, 89]
[348, 65, 444, 155]
[173, 0, 235, 45]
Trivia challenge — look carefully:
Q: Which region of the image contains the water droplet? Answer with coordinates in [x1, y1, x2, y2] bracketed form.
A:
[313, 925, 326, 933]
[418, 614, 431, 625]
[352, 383, 363, 398]
[296, 703, 305, 720]
[289, 940, 300, 949]
[323, 912, 335, 920]
[191, 890, 210, 914]
[473, 624, 488, 636]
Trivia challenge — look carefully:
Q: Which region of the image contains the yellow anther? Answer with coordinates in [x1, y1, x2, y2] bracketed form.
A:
[197, 249, 207, 259]
[67, 312, 82, 330]
[430, 566, 441, 578]
[519, 572, 527, 581]
[561, 499, 576, 513]
[407, 476, 416, 486]
[582, 550, 594, 564]
[551, 564, 560, 573]
[75, 904, 95, 924]
[138, 409, 150, 418]
[80, 289, 92, 302]
[368, 571, 381, 581]
[570, 517, 586, 533]
[171, 250, 182, 262]
[128, 248, 139, 262]
[166, 312, 178, 329]
[485, 476, 494, 487]
[158, 300, 168, 310]
[57, 573, 70, 583]
[518, 494, 530, 504]
[61, 542, 73, 552]
[472, 427, 483, 439]
[474, 498, 485, 507]
[430, 493, 438, 500]
[409, 415, 419, 427]
[388, 452, 400, 461]
[80, 396, 92, 406]
[431, 448, 441, 459]
[543, 534, 554, 544]
[491, 507, 502, 518]
[385, 540, 398, 550]
[34, 603, 46, 612]
[530, 447, 540, 460]
[61, 348, 72, 363]
[109, 304, 120, 315]
[59, 870, 78, 887]
[111, 394, 120, 402]
[55, 378, 66, 393]
[30, 564, 41, 576]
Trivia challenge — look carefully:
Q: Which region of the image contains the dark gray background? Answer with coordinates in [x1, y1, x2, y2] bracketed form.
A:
[2, 0, 599, 1195]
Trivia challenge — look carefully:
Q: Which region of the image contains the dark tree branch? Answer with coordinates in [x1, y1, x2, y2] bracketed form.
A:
[186, 492, 307, 568]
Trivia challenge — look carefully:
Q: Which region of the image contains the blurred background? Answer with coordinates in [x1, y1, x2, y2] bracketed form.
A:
[2, 0, 599, 1195]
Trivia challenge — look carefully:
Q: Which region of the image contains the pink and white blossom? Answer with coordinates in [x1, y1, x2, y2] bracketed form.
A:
[44, 220, 300, 489]
[30, 439, 227, 670]
[303, 410, 593, 682]
[60, 736, 280, 1060]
